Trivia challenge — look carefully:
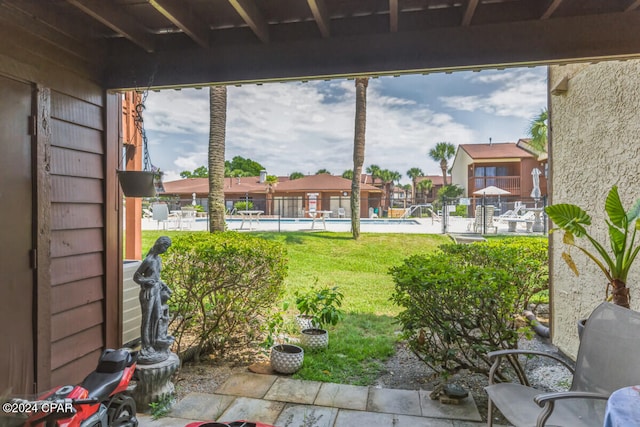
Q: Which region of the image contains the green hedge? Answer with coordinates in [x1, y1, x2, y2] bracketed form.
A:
[162, 232, 287, 361]
[390, 237, 548, 378]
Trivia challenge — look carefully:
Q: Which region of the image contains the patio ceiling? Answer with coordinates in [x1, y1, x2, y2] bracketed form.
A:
[4, 0, 640, 89]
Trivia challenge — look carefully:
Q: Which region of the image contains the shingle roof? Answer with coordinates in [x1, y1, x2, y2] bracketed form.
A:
[161, 174, 381, 196]
[277, 174, 381, 192]
[417, 175, 445, 186]
[459, 143, 534, 159]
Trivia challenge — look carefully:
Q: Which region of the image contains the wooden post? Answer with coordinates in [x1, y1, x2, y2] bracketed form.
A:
[123, 92, 142, 260]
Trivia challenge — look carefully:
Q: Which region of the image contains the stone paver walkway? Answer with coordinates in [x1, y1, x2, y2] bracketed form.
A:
[138, 372, 488, 427]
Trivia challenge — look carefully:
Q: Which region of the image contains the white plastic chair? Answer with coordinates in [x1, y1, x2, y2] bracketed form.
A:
[337, 207, 346, 218]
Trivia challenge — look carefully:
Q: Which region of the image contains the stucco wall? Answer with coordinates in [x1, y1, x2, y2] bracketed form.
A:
[451, 149, 472, 196]
[549, 61, 640, 358]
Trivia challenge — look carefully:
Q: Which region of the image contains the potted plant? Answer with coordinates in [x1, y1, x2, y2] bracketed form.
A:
[294, 285, 344, 350]
[261, 303, 304, 374]
[545, 186, 640, 333]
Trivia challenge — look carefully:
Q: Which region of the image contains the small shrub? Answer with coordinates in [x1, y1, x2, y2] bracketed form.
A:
[234, 201, 254, 211]
[390, 237, 548, 379]
[163, 232, 287, 361]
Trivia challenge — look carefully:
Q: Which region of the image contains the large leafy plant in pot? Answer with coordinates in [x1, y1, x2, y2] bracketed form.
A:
[545, 186, 640, 309]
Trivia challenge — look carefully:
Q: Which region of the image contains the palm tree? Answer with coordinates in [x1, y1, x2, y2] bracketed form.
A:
[528, 108, 548, 152]
[377, 169, 401, 211]
[407, 167, 424, 204]
[366, 164, 381, 186]
[351, 77, 369, 239]
[416, 179, 433, 203]
[208, 86, 227, 232]
[265, 174, 278, 215]
[429, 142, 456, 186]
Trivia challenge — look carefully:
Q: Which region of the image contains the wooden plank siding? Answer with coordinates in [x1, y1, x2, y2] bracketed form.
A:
[45, 85, 115, 386]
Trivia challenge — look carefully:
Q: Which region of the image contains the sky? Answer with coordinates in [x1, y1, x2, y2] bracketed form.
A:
[142, 67, 547, 185]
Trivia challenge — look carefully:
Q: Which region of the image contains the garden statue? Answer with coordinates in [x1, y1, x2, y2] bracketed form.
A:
[133, 236, 174, 364]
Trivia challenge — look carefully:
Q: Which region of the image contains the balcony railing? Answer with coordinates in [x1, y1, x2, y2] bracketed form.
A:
[469, 176, 521, 195]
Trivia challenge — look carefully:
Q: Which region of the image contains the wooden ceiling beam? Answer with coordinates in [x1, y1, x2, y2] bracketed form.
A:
[462, 0, 479, 26]
[307, 0, 331, 38]
[0, 2, 96, 60]
[389, 0, 398, 32]
[148, 0, 209, 48]
[625, 0, 640, 11]
[541, 0, 564, 20]
[227, 0, 269, 43]
[105, 11, 640, 90]
[66, 0, 155, 52]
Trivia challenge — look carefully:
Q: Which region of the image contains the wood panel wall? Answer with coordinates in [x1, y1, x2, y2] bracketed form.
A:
[0, 4, 121, 391]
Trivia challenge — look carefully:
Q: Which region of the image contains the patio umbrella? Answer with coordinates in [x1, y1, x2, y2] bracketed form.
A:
[530, 168, 542, 199]
[473, 186, 511, 211]
[473, 185, 511, 196]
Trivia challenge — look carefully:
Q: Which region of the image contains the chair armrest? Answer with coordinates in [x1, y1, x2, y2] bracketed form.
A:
[533, 391, 609, 427]
[534, 390, 609, 406]
[488, 349, 575, 386]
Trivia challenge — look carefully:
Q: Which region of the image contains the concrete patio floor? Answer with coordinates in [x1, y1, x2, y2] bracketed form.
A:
[137, 372, 494, 427]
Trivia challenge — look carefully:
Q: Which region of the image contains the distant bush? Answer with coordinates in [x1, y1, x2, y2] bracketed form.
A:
[234, 201, 254, 211]
[163, 232, 287, 361]
[390, 237, 548, 379]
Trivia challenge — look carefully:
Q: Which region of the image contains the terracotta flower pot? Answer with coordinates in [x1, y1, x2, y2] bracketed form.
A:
[270, 344, 304, 374]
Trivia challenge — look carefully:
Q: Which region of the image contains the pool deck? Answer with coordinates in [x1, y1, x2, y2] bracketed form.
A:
[142, 216, 542, 235]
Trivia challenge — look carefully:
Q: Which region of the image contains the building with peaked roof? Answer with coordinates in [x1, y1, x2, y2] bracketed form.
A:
[161, 174, 383, 218]
[450, 142, 547, 204]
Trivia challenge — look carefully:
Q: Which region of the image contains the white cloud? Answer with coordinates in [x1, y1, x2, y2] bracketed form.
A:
[144, 69, 544, 184]
[439, 69, 547, 119]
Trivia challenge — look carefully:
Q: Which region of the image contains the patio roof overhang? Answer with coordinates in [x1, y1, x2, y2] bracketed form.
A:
[5, 1, 640, 90]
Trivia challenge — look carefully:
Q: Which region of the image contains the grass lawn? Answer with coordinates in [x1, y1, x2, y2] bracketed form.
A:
[141, 230, 451, 385]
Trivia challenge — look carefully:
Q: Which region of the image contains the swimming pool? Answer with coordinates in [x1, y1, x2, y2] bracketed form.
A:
[196, 217, 420, 225]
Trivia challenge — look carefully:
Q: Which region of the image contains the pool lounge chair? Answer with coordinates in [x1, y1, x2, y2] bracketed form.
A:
[471, 205, 497, 234]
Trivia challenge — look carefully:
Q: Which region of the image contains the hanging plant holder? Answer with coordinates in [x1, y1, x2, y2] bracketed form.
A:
[117, 170, 158, 197]
[117, 88, 163, 198]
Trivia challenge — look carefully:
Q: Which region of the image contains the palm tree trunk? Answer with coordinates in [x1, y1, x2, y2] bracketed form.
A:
[440, 159, 448, 186]
[208, 86, 227, 232]
[351, 77, 369, 239]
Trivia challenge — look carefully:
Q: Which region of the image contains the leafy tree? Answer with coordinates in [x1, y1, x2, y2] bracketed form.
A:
[289, 171, 305, 180]
[437, 184, 464, 199]
[342, 169, 353, 180]
[406, 167, 424, 203]
[180, 166, 209, 178]
[228, 169, 252, 177]
[315, 168, 331, 175]
[428, 142, 456, 185]
[351, 78, 369, 239]
[208, 86, 227, 232]
[224, 156, 265, 176]
[527, 108, 548, 152]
